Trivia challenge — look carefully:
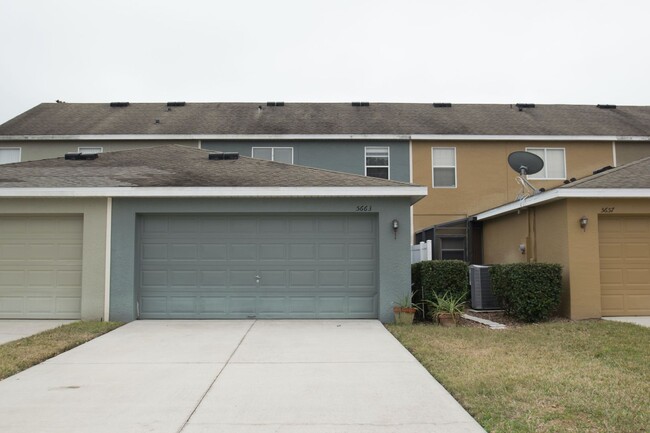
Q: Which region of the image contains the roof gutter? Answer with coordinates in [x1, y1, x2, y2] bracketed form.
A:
[410, 134, 650, 142]
[475, 188, 650, 221]
[0, 186, 428, 205]
[1, 134, 649, 142]
[0, 134, 411, 141]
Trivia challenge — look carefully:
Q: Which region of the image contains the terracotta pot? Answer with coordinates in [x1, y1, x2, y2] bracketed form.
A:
[437, 312, 458, 327]
[393, 307, 417, 325]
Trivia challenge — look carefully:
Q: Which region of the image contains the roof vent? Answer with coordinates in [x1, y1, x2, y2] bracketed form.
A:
[351, 102, 370, 107]
[266, 101, 285, 107]
[65, 152, 98, 160]
[433, 102, 452, 108]
[515, 103, 535, 110]
[597, 104, 616, 109]
[208, 152, 239, 160]
[109, 102, 129, 108]
[167, 101, 186, 107]
[593, 165, 613, 174]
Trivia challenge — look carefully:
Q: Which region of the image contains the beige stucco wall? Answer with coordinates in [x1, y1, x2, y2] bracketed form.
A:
[616, 142, 650, 166]
[0, 198, 108, 320]
[483, 209, 529, 265]
[412, 140, 614, 232]
[534, 201, 571, 315]
[0, 140, 199, 162]
[482, 197, 650, 320]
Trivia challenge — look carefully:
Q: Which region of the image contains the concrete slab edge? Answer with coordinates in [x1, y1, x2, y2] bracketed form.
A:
[462, 314, 507, 330]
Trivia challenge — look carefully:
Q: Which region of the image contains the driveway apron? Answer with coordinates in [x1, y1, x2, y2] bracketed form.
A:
[0, 320, 77, 345]
[0, 320, 485, 433]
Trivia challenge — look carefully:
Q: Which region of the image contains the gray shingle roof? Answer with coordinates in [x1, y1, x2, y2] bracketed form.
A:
[563, 156, 650, 189]
[1, 102, 650, 136]
[0, 144, 416, 188]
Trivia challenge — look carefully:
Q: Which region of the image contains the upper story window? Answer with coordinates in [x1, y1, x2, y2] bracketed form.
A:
[252, 147, 293, 164]
[526, 148, 566, 179]
[78, 147, 103, 154]
[431, 147, 456, 188]
[365, 147, 390, 179]
[0, 148, 21, 165]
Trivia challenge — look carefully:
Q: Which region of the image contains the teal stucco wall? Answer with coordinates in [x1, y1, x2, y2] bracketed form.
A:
[109, 197, 412, 323]
[201, 140, 410, 182]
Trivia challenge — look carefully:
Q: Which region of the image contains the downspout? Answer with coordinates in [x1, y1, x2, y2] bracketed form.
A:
[103, 197, 112, 321]
[527, 207, 537, 263]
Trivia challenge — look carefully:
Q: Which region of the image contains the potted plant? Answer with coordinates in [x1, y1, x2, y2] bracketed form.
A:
[392, 292, 420, 325]
[427, 292, 466, 327]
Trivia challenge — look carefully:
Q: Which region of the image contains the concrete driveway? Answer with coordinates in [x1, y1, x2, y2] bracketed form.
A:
[0, 320, 485, 433]
[0, 320, 77, 345]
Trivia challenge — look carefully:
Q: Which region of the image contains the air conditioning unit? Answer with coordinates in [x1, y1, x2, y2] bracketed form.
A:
[469, 265, 500, 310]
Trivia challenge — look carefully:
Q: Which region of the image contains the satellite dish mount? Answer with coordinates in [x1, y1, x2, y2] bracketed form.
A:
[507, 151, 544, 200]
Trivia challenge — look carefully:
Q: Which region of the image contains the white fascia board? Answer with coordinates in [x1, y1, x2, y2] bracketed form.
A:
[411, 134, 650, 142]
[0, 186, 428, 200]
[475, 188, 650, 221]
[0, 134, 411, 141]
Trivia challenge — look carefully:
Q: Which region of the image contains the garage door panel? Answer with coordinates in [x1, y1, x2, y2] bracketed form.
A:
[200, 244, 228, 260]
[230, 244, 257, 260]
[138, 214, 378, 319]
[627, 294, 650, 311]
[170, 244, 198, 260]
[599, 215, 650, 316]
[289, 244, 315, 259]
[170, 271, 198, 286]
[349, 296, 377, 314]
[289, 270, 317, 287]
[56, 297, 82, 314]
[319, 244, 346, 260]
[201, 296, 228, 313]
[200, 270, 228, 287]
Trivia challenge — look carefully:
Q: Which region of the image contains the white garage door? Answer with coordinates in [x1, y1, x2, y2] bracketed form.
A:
[137, 214, 379, 319]
[0, 215, 82, 319]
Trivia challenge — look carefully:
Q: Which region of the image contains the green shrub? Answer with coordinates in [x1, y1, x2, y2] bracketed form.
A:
[419, 260, 469, 303]
[411, 262, 423, 300]
[489, 263, 562, 322]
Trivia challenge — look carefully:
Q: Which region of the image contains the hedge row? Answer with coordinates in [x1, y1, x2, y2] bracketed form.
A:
[489, 263, 562, 322]
[412, 260, 469, 306]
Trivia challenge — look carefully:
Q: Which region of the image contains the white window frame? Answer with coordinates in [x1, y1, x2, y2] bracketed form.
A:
[364, 146, 390, 179]
[0, 147, 21, 164]
[78, 146, 103, 154]
[431, 147, 457, 188]
[251, 147, 294, 164]
[525, 147, 566, 180]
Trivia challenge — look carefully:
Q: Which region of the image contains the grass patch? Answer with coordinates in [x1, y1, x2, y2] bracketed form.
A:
[388, 321, 650, 433]
[0, 321, 123, 380]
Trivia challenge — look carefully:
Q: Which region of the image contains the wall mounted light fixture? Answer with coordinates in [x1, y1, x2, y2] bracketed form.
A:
[579, 216, 589, 231]
[392, 219, 399, 239]
[519, 243, 526, 255]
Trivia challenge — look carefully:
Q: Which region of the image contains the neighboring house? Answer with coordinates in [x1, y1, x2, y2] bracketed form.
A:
[1, 102, 650, 246]
[0, 145, 426, 322]
[474, 157, 650, 320]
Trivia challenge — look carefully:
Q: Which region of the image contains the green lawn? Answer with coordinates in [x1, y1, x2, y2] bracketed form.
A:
[0, 321, 123, 380]
[388, 321, 650, 433]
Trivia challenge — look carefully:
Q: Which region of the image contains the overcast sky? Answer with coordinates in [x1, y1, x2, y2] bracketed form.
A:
[1, 0, 649, 123]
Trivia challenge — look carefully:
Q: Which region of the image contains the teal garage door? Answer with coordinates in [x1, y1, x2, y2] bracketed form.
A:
[137, 214, 378, 319]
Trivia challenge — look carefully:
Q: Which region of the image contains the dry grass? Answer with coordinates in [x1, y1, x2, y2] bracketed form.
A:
[388, 320, 650, 433]
[0, 321, 123, 380]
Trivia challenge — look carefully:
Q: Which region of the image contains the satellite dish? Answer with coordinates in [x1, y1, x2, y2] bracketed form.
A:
[508, 151, 544, 176]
